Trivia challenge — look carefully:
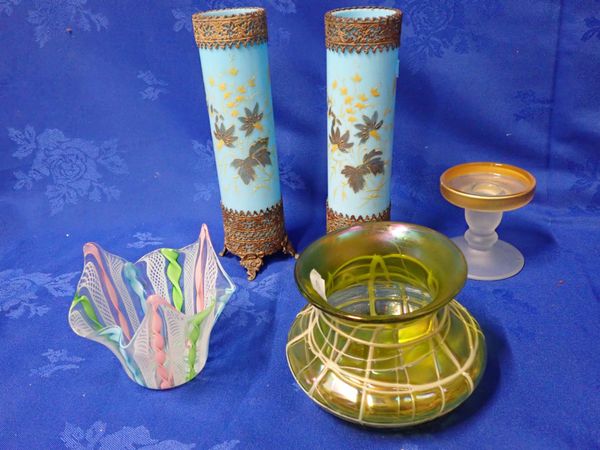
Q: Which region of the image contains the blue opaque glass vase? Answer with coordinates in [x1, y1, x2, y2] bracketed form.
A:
[193, 8, 295, 280]
[325, 7, 403, 232]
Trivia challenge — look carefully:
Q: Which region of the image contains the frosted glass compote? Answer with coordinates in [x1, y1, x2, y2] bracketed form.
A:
[440, 162, 536, 281]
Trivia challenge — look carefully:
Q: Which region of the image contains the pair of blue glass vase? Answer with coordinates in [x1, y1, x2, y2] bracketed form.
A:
[192, 6, 403, 279]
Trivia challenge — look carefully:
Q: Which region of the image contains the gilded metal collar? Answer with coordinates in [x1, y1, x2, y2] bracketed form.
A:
[326, 202, 391, 233]
[325, 7, 403, 54]
[192, 7, 268, 49]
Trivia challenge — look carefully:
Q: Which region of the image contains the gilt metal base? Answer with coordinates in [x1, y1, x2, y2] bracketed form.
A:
[220, 201, 295, 280]
[326, 202, 391, 233]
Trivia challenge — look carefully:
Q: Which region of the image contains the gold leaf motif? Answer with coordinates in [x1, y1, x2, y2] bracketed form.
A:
[213, 122, 238, 149]
[329, 124, 354, 153]
[238, 102, 264, 136]
[354, 111, 383, 143]
[342, 165, 370, 193]
[231, 137, 271, 185]
[340, 149, 385, 193]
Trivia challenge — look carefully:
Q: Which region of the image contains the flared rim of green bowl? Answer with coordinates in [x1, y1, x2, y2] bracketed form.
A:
[294, 222, 468, 324]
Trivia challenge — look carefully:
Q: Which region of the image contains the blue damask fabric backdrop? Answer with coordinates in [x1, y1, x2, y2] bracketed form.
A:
[1, 0, 599, 448]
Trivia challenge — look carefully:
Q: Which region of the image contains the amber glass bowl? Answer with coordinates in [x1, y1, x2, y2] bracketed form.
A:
[286, 222, 486, 427]
[440, 162, 536, 212]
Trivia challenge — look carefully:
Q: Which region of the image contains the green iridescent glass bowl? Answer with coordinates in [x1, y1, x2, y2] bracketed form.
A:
[286, 222, 486, 427]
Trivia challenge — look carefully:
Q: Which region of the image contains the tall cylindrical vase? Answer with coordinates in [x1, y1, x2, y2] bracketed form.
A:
[192, 7, 295, 280]
[325, 7, 403, 232]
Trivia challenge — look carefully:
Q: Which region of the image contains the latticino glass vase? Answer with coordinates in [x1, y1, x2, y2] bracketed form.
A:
[287, 222, 486, 427]
[69, 225, 236, 390]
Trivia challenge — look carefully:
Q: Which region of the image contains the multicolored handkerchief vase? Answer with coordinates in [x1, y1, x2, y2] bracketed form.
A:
[68, 225, 236, 390]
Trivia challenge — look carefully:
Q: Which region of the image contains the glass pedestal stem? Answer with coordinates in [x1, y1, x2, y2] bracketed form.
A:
[452, 209, 525, 281]
[464, 210, 502, 251]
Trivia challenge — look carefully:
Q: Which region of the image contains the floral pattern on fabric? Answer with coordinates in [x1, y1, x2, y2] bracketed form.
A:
[138, 71, 168, 101]
[582, 16, 600, 42]
[208, 441, 240, 450]
[513, 90, 552, 122]
[30, 349, 84, 378]
[402, 0, 501, 71]
[0, 0, 19, 16]
[60, 421, 195, 449]
[27, 0, 108, 47]
[568, 157, 600, 214]
[223, 274, 280, 327]
[9, 126, 128, 214]
[0, 269, 78, 319]
[127, 232, 164, 249]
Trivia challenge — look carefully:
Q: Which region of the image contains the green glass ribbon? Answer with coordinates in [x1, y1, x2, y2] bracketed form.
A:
[71, 293, 103, 330]
[186, 303, 215, 381]
[160, 248, 184, 312]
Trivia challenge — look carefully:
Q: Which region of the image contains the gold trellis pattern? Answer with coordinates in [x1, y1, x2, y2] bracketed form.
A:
[325, 7, 403, 54]
[286, 300, 486, 427]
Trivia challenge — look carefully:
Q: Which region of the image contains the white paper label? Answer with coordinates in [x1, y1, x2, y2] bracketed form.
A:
[309, 269, 327, 300]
